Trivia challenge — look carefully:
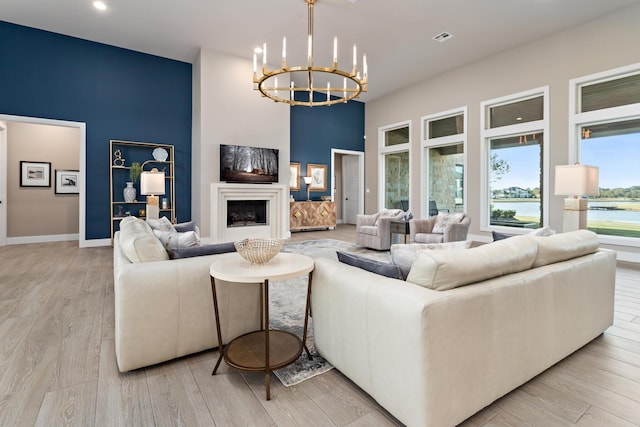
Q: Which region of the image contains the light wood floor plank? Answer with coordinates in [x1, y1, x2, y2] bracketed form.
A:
[35, 380, 97, 427]
[576, 405, 638, 427]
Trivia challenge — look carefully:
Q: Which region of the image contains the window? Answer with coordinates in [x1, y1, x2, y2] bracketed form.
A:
[571, 65, 640, 242]
[481, 88, 549, 231]
[379, 121, 410, 210]
[422, 108, 467, 217]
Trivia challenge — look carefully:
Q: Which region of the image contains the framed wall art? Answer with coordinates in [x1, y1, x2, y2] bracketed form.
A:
[306, 163, 327, 192]
[55, 169, 80, 194]
[20, 161, 51, 187]
[289, 162, 301, 190]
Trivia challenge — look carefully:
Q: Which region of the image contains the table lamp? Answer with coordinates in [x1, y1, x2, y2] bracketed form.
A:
[303, 176, 313, 201]
[140, 168, 165, 220]
[554, 164, 599, 232]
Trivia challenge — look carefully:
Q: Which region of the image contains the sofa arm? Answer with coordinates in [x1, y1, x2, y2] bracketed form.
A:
[113, 252, 261, 372]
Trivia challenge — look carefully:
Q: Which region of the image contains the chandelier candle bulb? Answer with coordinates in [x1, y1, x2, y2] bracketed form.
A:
[290, 81, 294, 100]
[327, 81, 330, 102]
[263, 43, 267, 66]
[253, 53, 257, 74]
[363, 55, 367, 78]
[308, 34, 313, 66]
[282, 37, 286, 66]
[353, 45, 357, 70]
[274, 77, 278, 96]
[333, 37, 338, 66]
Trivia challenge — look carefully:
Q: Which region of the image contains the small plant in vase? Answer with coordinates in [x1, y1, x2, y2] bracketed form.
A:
[123, 162, 143, 202]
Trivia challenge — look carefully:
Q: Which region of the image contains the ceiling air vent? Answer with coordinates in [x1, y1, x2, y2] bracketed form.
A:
[433, 32, 454, 43]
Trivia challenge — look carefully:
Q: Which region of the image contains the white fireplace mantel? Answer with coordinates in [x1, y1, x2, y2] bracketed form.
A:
[210, 183, 289, 243]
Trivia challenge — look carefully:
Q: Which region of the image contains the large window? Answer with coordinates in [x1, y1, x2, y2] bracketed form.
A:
[422, 108, 466, 217]
[571, 65, 640, 242]
[379, 122, 410, 210]
[481, 88, 549, 231]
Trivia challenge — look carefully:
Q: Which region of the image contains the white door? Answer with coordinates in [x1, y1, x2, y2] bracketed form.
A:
[0, 122, 6, 246]
[342, 155, 360, 224]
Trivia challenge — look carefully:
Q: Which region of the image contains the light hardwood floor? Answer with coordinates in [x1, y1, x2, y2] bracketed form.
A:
[1, 224, 639, 426]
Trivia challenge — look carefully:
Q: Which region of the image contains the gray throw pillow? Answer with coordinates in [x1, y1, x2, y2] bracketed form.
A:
[169, 242, 237, 259]
[336, 251, 403, 280]
[174, 220, 197, 233]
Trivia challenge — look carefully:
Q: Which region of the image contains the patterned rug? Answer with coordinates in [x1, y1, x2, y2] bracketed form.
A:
[270, 239, 390, 386]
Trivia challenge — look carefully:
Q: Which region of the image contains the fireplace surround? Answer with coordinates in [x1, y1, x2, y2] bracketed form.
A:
[211, 183, 288, 242]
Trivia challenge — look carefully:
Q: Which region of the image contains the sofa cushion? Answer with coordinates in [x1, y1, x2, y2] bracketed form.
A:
[390, 241, 473, 280]
[406, 235, 538, 290]
[336, 251, 403, 280]
[146, 216, 176, 233]
[118, 216, 169, 263]
[532, 229, 599, 268]
[374, 209, 402, 226]
[360, 225, 379, 236]
[153, 230, 200, 250]
[169, 241, 237, 259]
[432, 212, 465, 234]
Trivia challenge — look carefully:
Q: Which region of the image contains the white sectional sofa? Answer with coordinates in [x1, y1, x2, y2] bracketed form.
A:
[311, 230, 616, 427]
[113, 217, 261, 372]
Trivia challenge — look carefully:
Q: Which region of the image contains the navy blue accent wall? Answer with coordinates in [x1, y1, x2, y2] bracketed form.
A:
[290, 91, 365, 201]
[0, 21, 192, 239]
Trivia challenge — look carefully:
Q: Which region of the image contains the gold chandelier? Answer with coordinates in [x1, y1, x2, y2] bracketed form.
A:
[252, 0, 368, 107]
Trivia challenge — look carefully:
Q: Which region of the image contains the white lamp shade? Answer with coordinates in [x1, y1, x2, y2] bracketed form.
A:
[303, 176, 313, 185]
[554, 164, 599, 196]
[140, 169, 165, 195]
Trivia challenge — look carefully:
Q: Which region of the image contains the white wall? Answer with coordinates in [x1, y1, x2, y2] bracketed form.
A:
[192, 49, 290, 238]
[365, 3, 640, 258]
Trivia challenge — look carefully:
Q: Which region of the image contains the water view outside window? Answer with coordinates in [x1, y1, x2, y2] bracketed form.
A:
[580, 120, 640, 237]
[489, 133, 543, 228]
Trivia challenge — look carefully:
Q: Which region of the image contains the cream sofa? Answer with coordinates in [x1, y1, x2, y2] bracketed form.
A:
[113, 217, 261, 372]
[311, 230, 616, 427]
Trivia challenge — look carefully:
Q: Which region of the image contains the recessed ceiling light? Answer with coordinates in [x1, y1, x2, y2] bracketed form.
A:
[93, 1, 107, 11]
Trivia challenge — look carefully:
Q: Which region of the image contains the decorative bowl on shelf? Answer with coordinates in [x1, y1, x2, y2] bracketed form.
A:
[152, 147, 169, 162]
[234, 238, 283, 265]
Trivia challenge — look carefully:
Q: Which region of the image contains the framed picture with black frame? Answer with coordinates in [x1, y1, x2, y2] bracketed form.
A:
[55, 169, 80, 194]
[20, 161, 51, 187]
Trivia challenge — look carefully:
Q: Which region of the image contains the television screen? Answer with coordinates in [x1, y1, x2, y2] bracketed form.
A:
[220, 144, 279, 184]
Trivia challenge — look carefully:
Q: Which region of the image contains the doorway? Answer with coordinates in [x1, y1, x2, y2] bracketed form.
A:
[0, 114, 86, 247]
[331, 149, 364, 224]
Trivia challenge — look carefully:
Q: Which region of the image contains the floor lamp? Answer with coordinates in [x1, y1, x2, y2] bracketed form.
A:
[554, 164, 599, 232]
[140, 168, 165, 220]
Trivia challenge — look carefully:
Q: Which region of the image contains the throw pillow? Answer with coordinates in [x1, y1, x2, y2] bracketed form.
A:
[492, 231, 512, 241]
[153, 230, 200, 250]
[174, 220, 197, 233]
[532, 229, 598, 268]
[336, 251, 403, 280]
[432, 212, 465, 234]
[146, 216, 176, 233]
[169, 242, 236, 259]
[527, 226, 556, 237]
[390, 241, 472, 280]
[118, 216, 169, 263]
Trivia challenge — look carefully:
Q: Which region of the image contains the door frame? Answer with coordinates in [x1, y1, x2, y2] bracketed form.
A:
[331, 148, 364, 223]
[0, 114, 87, 247]
[0, 121, 6, 246]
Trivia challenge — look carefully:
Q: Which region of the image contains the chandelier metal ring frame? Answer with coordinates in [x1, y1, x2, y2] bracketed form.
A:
[252, 0, 368, 107]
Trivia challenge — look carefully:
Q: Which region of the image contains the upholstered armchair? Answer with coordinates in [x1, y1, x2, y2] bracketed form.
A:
[409, 213, 471, 244]
[356, 209, 404, 250]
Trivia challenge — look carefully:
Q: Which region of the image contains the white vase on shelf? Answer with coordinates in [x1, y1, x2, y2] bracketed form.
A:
[123, 182, 136, 202]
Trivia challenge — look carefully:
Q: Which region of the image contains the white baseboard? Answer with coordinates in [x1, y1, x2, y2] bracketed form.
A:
[7, 233, 79, 245]
[80, 238, 112, 248]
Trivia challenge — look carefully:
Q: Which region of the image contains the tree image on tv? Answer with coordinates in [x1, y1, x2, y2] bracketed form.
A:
[220, 145, 279, 183]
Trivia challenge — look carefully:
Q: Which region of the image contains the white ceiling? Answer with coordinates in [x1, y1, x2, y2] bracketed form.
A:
[3, 0, 639, 102]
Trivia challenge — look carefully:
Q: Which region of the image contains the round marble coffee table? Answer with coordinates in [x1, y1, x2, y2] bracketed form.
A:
[209, 252, 314, 400]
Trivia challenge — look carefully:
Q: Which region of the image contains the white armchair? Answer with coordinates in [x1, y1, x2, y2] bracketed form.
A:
[356, 209, 404, 250]
[409, 213, 471, 244]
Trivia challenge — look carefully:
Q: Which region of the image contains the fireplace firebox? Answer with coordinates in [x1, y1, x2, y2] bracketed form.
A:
[227, 200, 268, 227]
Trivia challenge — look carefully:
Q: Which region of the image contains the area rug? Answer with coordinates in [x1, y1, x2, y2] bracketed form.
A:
[269, 239, 390, 386]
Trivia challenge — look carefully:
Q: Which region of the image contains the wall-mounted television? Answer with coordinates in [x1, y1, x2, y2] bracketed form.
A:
[220, 144, 279, 184]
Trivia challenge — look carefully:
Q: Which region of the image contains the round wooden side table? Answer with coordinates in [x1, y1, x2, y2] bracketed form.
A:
[209, 252, 314, 400]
